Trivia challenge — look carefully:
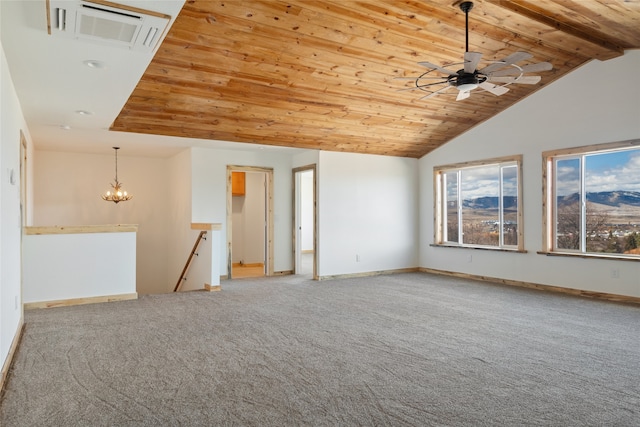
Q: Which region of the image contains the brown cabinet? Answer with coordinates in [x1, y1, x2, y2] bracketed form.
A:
[232, 171, 245, 196]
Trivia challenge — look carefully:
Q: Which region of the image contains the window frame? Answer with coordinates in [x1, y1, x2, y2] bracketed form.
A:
[542, 139, 640, 260]
[434, 155, 524, 252]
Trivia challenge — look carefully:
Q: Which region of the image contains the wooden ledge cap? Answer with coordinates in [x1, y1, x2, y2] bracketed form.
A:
[191, 223, 222, 231]
[25, 224, 138, 235]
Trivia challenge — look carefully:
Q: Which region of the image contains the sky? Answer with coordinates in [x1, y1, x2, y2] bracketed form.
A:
[438, 149, 640, 240]
[446, 147, 640, 201]
[446, 164, 518, 200]
[557, 148, 640, 195]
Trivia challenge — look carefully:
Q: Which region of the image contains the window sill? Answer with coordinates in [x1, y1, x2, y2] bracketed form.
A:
[431, 244, 526, 253]
[537, 251, 640, 262]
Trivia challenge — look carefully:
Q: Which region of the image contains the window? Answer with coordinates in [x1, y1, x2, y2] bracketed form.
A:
[544, 140, 640, 258]
[434, 156, 523, 251]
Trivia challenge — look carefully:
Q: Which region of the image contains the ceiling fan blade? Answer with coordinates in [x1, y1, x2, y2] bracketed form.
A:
[394, 76, 450, 80]
[487, 75, 541, 84]
[479, 51, 533, 74]
[464, 52, 482, 73]
[417, 61, 458, 76]
[479, 81, 509, 96]
[420, 86, 451, 100]
[396, 86, 424, 92]
[397, 80, 449, 91]
[456, 90, 471, 101]
[490, 62, 553, 77]
[417, 81, 451, 88]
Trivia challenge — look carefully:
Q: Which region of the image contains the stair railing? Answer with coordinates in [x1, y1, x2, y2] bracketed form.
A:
[174, 231, 208, 292]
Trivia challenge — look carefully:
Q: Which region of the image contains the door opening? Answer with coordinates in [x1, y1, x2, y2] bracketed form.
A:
[227, 166, 274, 279]
[293, 165, 317, 279]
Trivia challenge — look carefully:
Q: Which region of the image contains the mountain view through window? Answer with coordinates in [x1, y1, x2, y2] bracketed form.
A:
[554, 147, 640, 255]
[438, 157, 521, 249]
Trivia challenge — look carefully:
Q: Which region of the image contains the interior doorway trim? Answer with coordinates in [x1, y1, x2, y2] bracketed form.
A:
[292, 164, 318, 280]
[226, 165, 274, 279]
[20, 130, 28, 227]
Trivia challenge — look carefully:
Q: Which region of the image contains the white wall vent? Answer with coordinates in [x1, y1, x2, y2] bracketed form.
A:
[47, 0, 171, 52]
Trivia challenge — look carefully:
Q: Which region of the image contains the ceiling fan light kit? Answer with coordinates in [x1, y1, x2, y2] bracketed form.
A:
[400, 1, 552, 101]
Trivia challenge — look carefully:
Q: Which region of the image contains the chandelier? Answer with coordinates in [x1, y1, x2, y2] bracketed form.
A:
[102, 147, 132, 204]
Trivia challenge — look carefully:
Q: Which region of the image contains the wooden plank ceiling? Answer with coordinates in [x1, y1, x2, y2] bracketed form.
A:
[111, 0, 640, 158]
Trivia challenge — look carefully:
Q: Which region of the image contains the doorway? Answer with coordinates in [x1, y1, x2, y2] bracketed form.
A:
[293, 165, 317, 279]
[227, 165, 274, 279]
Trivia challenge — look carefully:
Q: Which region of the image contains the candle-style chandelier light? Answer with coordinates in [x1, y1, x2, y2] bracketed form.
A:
[102, 147, 132, 204]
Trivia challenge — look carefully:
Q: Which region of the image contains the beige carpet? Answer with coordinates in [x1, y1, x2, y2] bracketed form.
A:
[2, 272, 639, 426]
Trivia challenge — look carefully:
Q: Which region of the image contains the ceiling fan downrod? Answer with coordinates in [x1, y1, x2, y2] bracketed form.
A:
[460, 1, 474, 53]
[403, 0, 551, 101]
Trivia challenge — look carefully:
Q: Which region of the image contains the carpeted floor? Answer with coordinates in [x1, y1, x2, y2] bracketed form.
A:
[2, 272, 639, 426]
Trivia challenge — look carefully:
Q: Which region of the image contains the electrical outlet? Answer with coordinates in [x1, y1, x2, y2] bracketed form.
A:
[467, 254, 472, 263]
[356, 254, 361, 262]
[610, 268, 619, 279]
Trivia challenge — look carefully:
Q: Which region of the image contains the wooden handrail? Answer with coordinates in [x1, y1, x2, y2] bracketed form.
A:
[174, 231, 208, 292]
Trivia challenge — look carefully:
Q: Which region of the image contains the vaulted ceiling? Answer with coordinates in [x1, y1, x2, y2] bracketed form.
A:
[111, 0, 640, 158]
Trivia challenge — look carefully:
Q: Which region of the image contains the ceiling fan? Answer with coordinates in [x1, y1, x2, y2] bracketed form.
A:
[398, 1, 552, 101]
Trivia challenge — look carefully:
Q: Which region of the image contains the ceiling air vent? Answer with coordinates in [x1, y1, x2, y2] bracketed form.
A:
[47, 0, 171, 52]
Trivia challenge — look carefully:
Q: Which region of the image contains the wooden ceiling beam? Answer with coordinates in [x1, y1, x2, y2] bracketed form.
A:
[493, 0, 624, 61]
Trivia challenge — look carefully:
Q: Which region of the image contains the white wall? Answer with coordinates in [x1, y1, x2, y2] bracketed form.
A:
[193, 147, 420, 278]
[0, 42, 28, 373]
[231, 195, 244, 263]
[191, 147, 296, 274]
[23, 230, 136, 303]
[246, 172, 266, 264]
[318, 151, 419, 277]
[292, 150, 319, 170]
[32, 150, 173, 295]
[419, 50, 640, 298]
[301, 170, 313, 251]
[231, 171, 265, 264]
[166, 148, 193, 293]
